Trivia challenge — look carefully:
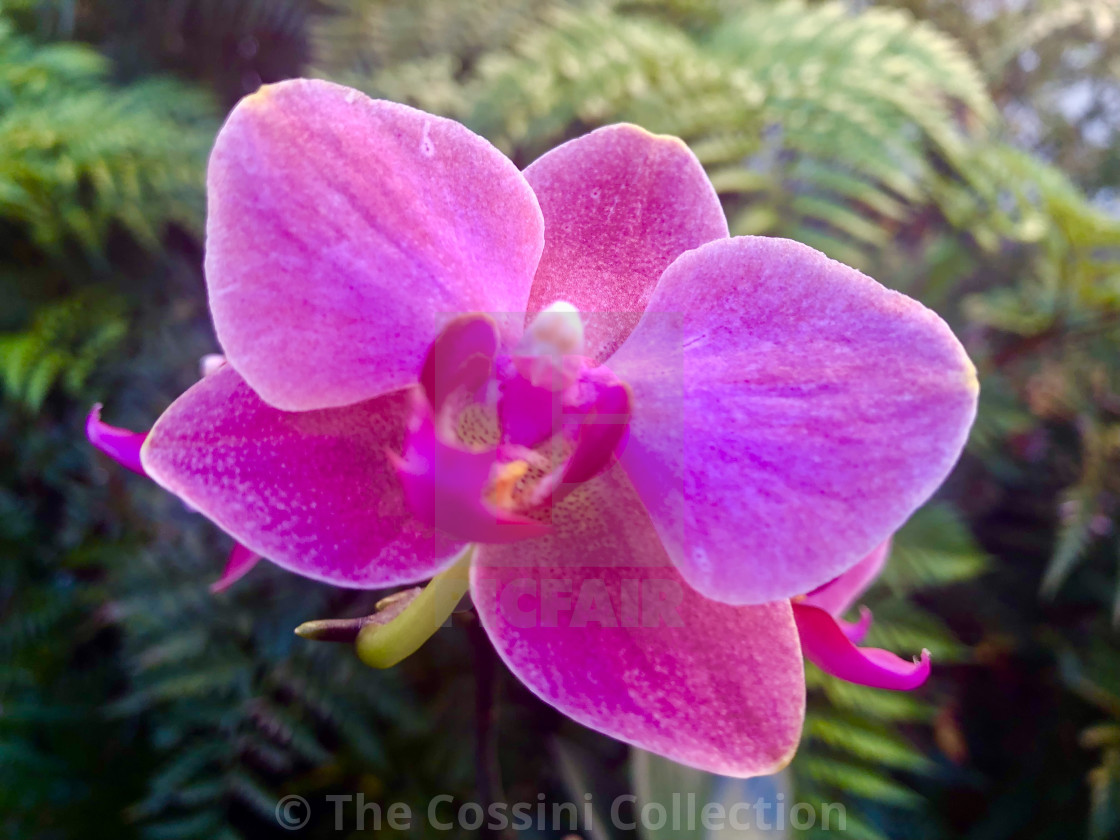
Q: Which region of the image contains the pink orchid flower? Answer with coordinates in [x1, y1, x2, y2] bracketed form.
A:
[88, 79, 977, 777]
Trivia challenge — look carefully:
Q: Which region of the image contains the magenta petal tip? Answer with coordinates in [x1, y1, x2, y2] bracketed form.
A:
[793, 602, 931, 691]
[209, 542, 263, 593]
[839, 605, 874, 644]
[86, 404, 149, 477]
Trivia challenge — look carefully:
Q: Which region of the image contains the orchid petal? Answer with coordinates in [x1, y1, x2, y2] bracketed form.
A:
[471, 465, 805, 777]
[209, 543, 262, 593]
[803, 539, 891, 617]
[206, 79, 544, 411]
[141, 366, 464, 588]
[793, 603, 930, 691]
[609, 236, 978, 605]
[523, 124, 728, 362]
[86, 404, 148, 476]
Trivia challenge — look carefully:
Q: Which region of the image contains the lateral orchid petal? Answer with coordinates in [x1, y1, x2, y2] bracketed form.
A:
[609, 236, 978, 605]
[141, 365, 464, 588]
[471, 466, 805, 777]
[523, 124, 728, 361]
[206, 79, 544, 411]
[793, 602, 930, 691]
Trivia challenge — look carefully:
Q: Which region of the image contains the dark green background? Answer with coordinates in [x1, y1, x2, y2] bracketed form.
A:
[3, 1, 1120, 838]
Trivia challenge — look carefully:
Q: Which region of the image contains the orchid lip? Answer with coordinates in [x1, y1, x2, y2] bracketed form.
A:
[396, 312, 633, 542]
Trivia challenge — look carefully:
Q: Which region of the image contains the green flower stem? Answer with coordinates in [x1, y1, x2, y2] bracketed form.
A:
[355, 546, 474, 669]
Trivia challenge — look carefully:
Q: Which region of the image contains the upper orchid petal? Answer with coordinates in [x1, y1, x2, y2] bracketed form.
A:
[609, 236, 978, 605]
[140, 365, 464, 588]
[471, 465, 805, 777]
[803, 539, 891, 617]
[206, 79, 545, 411]
[792, 602, 930, 691]
[523, 124, 728, 362]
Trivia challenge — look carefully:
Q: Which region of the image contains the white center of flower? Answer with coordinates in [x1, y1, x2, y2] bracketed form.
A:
[514, 301, 585, 389]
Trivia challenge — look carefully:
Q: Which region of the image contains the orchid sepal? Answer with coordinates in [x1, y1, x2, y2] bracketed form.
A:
[792, 602, 931, 691]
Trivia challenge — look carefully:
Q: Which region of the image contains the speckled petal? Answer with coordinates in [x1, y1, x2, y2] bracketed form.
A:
[609, 236, 978, 605]
[523, 124, 728, 362]
[141, 365, 464, 588]
[471, 465, 805, 777]
[206, 79, 544, 411]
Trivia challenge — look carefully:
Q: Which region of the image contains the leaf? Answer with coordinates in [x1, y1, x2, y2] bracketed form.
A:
[883, 503, 989, 594]
[797, 757, 923, 808]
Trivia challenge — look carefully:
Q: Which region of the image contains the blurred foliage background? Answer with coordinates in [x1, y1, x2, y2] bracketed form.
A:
[2, 0, 1120, 838]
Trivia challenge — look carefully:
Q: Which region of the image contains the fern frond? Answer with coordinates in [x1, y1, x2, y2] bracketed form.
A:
[0, 23, 215, 259]
[883, 503, 990, 594]
[0, 289, 127, 410]
[1041, 418, 1111, 596]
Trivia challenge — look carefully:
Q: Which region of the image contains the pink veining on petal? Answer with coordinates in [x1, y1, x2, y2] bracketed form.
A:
[141, 365, 464, 588]
[524, 124, 729, 362]
[803, 539, 892, 617]
[609, 236, 978, 606]
[209, 542, 263, 593]
[472, 465, 805, 777]
[86, 404, 148, 476]
[793, 602, 930, 691]
[206, 79, 544, 411]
